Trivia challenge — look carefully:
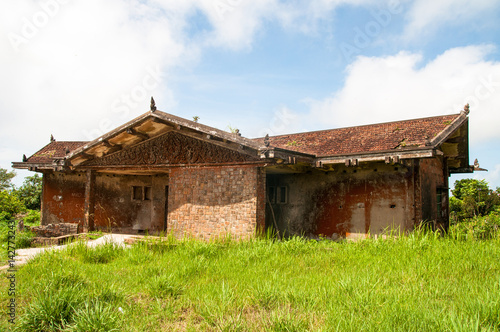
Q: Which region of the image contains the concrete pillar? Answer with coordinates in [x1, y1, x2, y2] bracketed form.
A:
[256, 167, 266, 235]
[83, 170, 96, 232]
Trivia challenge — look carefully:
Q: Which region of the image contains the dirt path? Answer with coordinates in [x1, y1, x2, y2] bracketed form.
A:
[1, 234, 139, 271]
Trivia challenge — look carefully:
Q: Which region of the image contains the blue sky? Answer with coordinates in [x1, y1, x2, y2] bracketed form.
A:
[1, 0, 499, 189]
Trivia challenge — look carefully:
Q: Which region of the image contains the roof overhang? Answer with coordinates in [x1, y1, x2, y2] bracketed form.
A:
[313, 110, 471, 172]
[66, 110, 270, 169]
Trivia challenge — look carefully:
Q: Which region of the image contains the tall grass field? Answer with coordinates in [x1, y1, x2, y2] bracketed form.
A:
[1, 230, 500, 331]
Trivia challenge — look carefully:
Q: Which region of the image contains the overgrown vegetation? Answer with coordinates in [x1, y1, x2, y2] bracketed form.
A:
[449, 178, 500, 240]
[1, 229, 499, 331]
[0, 168, 42, 262]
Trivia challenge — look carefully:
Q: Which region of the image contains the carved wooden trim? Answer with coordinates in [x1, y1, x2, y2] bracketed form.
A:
[81, 132, 259, 167]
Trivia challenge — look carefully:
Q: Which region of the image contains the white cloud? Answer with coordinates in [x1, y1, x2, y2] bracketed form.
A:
[404, 0, 498, 39]
[292, 45, 500, 145]
[0, 0, 499, 183]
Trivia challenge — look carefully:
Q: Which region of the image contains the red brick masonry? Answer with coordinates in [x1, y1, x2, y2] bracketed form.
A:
[168, 166, 264, 240]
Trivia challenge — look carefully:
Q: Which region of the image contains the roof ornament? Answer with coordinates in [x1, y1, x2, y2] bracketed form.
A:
[150, 96, 157, 111]
[474, 158, 480, 169]
[235, 129, 241, 137]
[22, 154, 27, 162]
[65, 147, 70, 155]
[50, 134, 55, 142]
[264, 134, 270, 147]
[463, 103, 470, 115]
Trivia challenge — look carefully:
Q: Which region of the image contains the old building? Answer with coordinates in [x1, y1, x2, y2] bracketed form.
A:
[13, 103, 474, 239]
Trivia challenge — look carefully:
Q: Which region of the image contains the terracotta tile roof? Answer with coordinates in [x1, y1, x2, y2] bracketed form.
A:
[253, 114, 461, 157]
[26, 141, 88, 163]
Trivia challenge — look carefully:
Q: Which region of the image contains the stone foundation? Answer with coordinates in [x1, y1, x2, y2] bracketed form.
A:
[31, 223, 78, 238]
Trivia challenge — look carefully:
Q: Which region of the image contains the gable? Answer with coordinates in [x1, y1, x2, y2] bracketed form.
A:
[80, 131, 260, 167]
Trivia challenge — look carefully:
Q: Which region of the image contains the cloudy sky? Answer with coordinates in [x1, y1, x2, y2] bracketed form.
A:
[1, 0, 499, 188]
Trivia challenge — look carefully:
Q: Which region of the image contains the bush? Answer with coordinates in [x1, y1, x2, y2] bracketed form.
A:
[0, 190, 25, 219]
[23, 210, 41, 225]
[449, 213, 500, 240]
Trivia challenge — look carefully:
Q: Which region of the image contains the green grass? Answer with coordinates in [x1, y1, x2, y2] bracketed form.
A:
[1, 231, 500, 331]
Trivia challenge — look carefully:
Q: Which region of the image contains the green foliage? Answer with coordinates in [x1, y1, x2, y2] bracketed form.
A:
[226, 124, 239, 134]
[16, 277, 122, 332]
[23, 209, 41, 225]
[452, 178, 490, 200]
[449, 213, 500, 240]
[451, 179, 500, 221]
[65, 300, 121, 332]
[5, 234, 500, 331]
[285, 140, 301, 147]
[0, 168, 16, 191]
[0, 190, 25, 218]
[15, 173, 42, 210]
[65, 240, 124, 264]
[15, 229, 36, 249]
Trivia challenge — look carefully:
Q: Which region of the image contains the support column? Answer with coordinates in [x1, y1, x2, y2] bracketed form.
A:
[40, 173, 47, 225]
[83, 170, 96, 232]
[413, 159, 422, 227]
[256, 167, 266, 235]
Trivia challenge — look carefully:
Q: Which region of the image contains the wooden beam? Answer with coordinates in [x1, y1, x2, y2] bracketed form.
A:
[80, 152, 94, 159]
[102, 140, 122, 154]
[126, 128, 149, 140]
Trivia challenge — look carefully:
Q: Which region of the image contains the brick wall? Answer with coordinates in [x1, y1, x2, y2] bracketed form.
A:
[168, 166, 262, 240]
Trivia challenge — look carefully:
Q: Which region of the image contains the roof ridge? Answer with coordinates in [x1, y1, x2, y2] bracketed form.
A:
[253, 113, 461, 139]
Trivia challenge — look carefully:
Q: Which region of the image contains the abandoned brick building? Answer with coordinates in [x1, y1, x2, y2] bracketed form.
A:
[13, 103, 474, 239]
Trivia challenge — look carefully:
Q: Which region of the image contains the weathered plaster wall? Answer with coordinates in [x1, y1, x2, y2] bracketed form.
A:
[93, 174, 168, 233]
[168, 166, 263, 239]
[419, 157, 448, 228]
[42, 172, 86, 225]
[41, 172, 169, 233]
[267, 162, 416, 239]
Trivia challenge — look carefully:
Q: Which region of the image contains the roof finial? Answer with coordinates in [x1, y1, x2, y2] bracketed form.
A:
[22, 154, 27, 162]
[65, 147, 70, 155]
[150, 96, 157, 111]
[264, 134, 270, 147]
[464, 103, 470, 115]
[474, 158, 479, 169]
[50, 134, 55, 142]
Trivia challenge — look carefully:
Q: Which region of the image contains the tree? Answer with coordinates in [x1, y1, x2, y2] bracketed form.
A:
[0, 191, 25, 221]
[0, 168, 16, 191]
[451, 179, 500, 220]
[16, 174, 43, 210]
